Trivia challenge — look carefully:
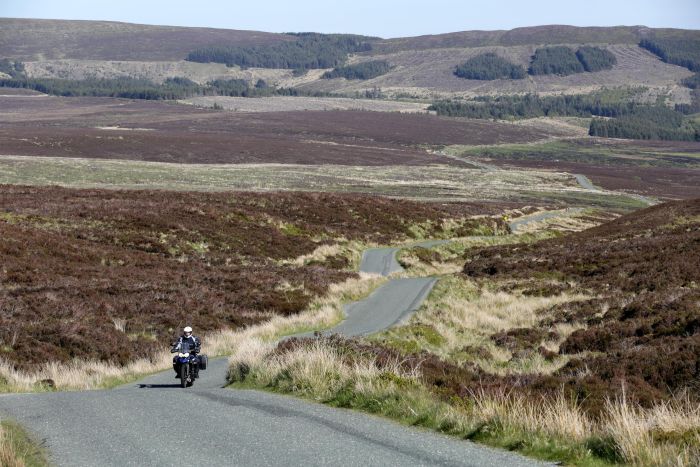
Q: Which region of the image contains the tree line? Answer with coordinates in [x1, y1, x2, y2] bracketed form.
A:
[454, 46, 616, 81]
[322, 60, 391, 80]
[429, 92, 644, 119]
[0, 59, 24, 78]
[640, 37, 700, 72]
[429, 92, 698, 141]
[0, 75, 336, 99]
[186, 33, 375, 70]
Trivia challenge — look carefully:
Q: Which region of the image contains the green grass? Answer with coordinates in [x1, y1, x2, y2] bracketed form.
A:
[0, 155, 643, 209]
[1, 420, 49, 467]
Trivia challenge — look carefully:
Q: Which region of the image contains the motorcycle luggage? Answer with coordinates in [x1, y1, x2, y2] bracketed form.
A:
[199, 354, 208, 370]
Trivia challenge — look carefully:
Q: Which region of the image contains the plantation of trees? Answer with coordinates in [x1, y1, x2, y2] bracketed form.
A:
[528, 46, 584, 76]
[681, 73, 700, 89]
[322, 60, 391, 80]
[186, 33, 375, 70]
[0, 59, 24, 78]
[429, 92, 698, 141]
[0, 76, 332, 99]
[589, 115, 698, 141]
[429, 92, 646, 119]
[0, 76, 204, 99]
[453, 53, 526, 80]
[575, 46, 617, 72]
[640, 37, 700, 72]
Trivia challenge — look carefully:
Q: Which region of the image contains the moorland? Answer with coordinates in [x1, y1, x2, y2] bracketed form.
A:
[1, 17, 699, 466]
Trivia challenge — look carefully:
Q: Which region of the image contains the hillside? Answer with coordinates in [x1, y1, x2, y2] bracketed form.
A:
[370, 25, 698, 53]
[0, 185, 503, 368]
[0, 18, 293, 61]
[3, 18, 698, 100]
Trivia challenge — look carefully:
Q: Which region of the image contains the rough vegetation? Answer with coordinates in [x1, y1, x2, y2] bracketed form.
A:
[232, 201, 700, 464]
[450, 139, 700, 199]
[0, 185, 500, 369]
[0, 93, 560, 166]
[461, 199, 700, 411]
[0, 420, 48, 467]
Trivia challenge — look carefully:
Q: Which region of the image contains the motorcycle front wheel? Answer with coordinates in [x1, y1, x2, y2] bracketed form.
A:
[180, 364, 189, 388]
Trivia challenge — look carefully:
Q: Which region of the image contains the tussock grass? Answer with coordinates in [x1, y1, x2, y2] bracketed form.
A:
[396, 232, 556, 277]
[283, 239, 369, 270]
[374, 275, 588, 375]
[232, 338, 700, 465]
[0, 420, 48, 467]
[0, 355, 173, 392]
[0, 274, 384, 392]
[604, 395, 700, 466]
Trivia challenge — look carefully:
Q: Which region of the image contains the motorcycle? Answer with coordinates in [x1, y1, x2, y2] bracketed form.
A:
[171, 341, 208, 388]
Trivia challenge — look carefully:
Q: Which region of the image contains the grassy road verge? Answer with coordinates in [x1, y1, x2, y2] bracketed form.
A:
[0, 420, 48, 467]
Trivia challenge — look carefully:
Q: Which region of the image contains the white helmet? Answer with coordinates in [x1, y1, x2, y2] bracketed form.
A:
[183, 326, 193, 334]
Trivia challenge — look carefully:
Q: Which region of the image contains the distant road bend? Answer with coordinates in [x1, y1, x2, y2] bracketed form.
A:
[0, 241, 548, 467]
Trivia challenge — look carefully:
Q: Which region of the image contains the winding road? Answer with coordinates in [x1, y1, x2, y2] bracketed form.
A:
[0, 243, 545, 467]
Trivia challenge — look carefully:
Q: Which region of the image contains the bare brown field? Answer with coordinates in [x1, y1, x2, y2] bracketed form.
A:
[0, 94, 559, 165]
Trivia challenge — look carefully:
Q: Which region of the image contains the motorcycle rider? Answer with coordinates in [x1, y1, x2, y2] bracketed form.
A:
[171, 326, 201, 379]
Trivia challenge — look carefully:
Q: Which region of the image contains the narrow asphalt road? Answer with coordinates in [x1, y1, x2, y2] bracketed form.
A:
[0, 242, 547, 467]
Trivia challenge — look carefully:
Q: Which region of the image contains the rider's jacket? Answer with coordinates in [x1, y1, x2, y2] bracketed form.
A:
[172, 335, 201, 354]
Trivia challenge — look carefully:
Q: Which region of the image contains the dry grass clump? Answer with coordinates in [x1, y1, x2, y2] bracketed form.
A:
[0, 353, 172, 392]
[0, 423, 24, 467]
[232, 337, 700, 465]
[375, 275, 588, 375]
[284, 239, 368, 270]
[0, 419, 47, 467]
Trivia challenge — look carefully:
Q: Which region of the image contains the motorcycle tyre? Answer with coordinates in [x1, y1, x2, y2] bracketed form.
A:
[180, 364, 189, 388]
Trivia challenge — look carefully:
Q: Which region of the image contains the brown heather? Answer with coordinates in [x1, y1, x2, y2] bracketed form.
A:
[0, 185, 503, 369]
[461, 199, 700, 411]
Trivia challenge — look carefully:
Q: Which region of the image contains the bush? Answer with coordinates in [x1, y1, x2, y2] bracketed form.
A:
[454, 53, 526, 80]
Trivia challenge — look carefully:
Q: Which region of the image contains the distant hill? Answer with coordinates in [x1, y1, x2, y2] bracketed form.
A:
[0, 18, 294, 61]
[372, 25, 646, 54]
[1, 18, 698, 100]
